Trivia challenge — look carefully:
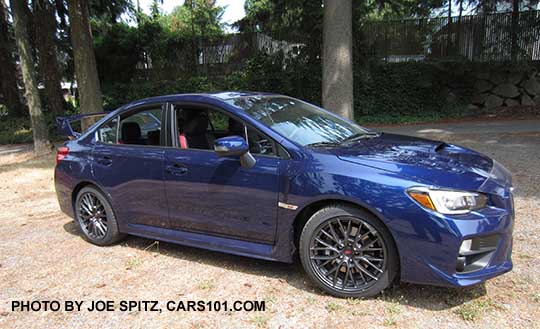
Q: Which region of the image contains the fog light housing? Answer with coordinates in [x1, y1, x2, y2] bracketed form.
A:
[459, 239, 472, 254]
[456, 235, 499, 273]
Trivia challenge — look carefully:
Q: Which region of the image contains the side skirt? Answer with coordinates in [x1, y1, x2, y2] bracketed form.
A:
[125, 223, 280, 262]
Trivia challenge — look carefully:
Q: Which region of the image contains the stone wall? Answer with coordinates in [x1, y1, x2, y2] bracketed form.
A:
[466, 65, 540, 110]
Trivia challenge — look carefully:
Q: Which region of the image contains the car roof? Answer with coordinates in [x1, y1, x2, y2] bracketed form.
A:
[121, 91, 281, 109]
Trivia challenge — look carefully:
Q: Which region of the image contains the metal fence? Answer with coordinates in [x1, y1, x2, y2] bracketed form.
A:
[136, 10, 540, 79]
[361, 10, 540, 62]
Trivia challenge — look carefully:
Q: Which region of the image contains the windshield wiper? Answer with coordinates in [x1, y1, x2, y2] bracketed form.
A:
[340, 131, 380, 144]
[306, 141, 340, 147]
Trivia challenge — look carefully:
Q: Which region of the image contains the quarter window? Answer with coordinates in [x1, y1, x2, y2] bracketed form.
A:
[97, 117, 118, 144]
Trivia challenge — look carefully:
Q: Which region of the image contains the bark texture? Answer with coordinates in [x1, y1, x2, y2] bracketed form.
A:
[10, 0, 50, 155]
[67, 0, 102, 121]
[0, 1, 25, 117]
[33, 0, 65, 114]
[322, 0, 353, 120]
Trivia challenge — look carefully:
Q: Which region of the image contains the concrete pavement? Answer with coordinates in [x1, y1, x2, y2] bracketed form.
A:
[376, 119, 540, 137]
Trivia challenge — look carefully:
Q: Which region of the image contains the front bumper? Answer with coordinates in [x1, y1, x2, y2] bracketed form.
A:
[397, 187, 514, 287]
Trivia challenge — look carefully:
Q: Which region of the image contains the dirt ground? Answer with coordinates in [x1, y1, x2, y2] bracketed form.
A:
[0, 128, 539, 328]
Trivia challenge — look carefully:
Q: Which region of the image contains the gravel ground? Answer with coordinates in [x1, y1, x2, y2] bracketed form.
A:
[0, 127, 539, 328]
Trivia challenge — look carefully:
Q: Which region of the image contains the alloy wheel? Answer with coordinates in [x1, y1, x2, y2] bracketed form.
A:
[78, 192, 109, 240]
[308, 216, 387, 292]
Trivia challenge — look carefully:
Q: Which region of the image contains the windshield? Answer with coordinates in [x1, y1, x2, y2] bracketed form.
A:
[225, 96, 370, 146]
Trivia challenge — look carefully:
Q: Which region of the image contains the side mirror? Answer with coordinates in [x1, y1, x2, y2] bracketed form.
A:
[214, 136, 256, 169]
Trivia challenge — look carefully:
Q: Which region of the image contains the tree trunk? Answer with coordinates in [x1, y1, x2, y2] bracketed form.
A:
[67, 0, 102, 128]
[34, 0, 65, 114]
[10, 0, 50, 155]
[0, 1, 26, 117]
[447, 0, 452, 56]
[322, 0, 353, 120]
[457, 0, 463, 57]
[510, 0, 520, 62]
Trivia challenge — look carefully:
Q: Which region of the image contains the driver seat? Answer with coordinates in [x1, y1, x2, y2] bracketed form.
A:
[182, 111, 211, 149]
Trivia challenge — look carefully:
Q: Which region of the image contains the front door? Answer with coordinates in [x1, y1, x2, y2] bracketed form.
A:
[163, 105, 281, 243]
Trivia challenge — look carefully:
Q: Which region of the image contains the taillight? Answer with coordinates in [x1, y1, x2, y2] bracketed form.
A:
[56, 146, 69, 164]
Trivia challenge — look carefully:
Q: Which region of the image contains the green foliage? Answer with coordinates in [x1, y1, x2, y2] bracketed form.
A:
[354, 61, 475, 124]
[0, 112, 63, 144]
[159, 0, 225, 37]
[0, 116, 32, 144]
[355, 62, 444, 117]
[243, 51, 321, 104]
[93, 21, 141, 83]
[102, 73, 247, 111]
[99, 54, 478, 125]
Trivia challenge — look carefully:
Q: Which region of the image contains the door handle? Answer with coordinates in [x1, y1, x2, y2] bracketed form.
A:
[96, 156, 113, 166]
[166, 164, 188, 176]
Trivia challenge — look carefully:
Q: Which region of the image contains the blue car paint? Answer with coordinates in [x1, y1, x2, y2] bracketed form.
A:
[54, 92, 514, 288]
[213, 135, 249, 156]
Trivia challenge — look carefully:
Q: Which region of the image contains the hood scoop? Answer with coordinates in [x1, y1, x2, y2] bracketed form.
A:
[326, 133, 495, 191]
[434, 142, 449, 153]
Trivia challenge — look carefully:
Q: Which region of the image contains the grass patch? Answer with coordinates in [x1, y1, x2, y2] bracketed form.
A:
[265, 294, 277, 305]
[325, 301, 342, 312]
[306, 296, 317, 305]
[386, 303, 401, 315]
[125, 257, 143, 270]
[197, 280, 215, 290]
[383, 317, 397, 326]
[454, 298, 496, 321]
[251, 314, 270, 328]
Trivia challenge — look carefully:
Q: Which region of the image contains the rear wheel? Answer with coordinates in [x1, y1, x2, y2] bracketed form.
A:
[75, 186, 124, 246]
[299, 205, 398, 298]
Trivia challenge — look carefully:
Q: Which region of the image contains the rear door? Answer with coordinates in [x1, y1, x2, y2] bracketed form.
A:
[91, 104, 169, 229]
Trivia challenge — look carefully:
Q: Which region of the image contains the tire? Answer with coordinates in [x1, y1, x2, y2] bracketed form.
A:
[74, 186, 125, 246]
[299, 204, 398, 298]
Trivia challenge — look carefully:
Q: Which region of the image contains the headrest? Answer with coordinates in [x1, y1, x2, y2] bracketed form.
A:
[228, 117, 244, 135]
[147, 130, 160, 145]
[183, 112, 208, 135]
[122, 122, 141, 141]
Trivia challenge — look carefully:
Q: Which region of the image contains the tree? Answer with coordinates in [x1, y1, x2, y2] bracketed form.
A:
[162, 0, 225, 37]
[89, 0, 133, 23]
[0, 1, 25, 117]
[33, 0, 65, 114]
[322, 0, 353, 119]
[68, 0, 103, 122]
[510, 0, 520, 61]
[10, 0, 50, 155]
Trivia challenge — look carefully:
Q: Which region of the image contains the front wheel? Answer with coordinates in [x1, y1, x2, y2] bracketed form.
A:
[299, 205, 398, 298]
[74, 186, 124, 246]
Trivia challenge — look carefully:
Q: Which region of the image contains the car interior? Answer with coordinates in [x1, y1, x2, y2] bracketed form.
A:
[176, 107, 273, 155]
[118, 109, 162, 146]
[97, 106, 274, 155]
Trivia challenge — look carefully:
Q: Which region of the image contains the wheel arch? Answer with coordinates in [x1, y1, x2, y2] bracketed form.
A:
[71, 181, 112, 211]
[291, 198, 401, 279]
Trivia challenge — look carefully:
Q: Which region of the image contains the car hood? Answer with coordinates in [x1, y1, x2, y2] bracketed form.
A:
[318, 133, 508, 192]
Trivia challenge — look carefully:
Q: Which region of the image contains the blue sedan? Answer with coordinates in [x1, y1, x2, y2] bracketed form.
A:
[54, 92, 514, 298]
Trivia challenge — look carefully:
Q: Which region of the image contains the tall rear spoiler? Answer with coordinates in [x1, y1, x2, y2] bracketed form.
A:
[56, 112, 108, 139]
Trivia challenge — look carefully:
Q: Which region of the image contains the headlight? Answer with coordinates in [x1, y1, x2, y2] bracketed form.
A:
[407, 187, 488, 214]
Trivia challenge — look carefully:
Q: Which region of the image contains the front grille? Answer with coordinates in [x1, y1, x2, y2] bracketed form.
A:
[456, 235, 500, 273]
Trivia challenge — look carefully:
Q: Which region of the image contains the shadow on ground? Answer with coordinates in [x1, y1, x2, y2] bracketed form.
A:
[63, 220, 486, 311]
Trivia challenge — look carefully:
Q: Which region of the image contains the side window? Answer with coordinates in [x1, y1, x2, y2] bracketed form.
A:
[176, 106, 275, 156]
[208, 110, 228, 131]
[246, 127, 275, 156]
[97, 117, 118, 144]
[120, 108, 163, 146]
